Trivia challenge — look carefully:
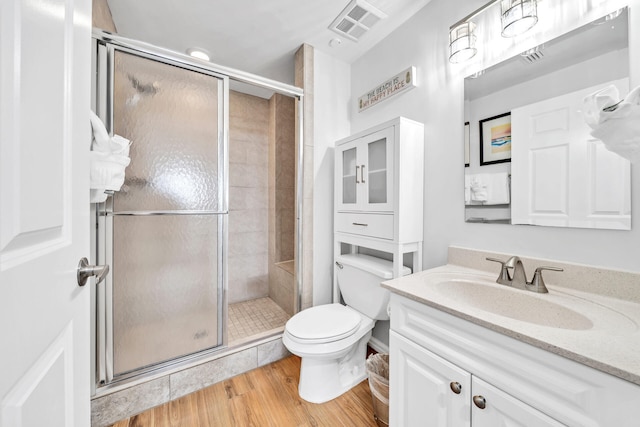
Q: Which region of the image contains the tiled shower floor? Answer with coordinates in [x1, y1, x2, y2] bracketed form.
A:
[228, 297, 291, 345]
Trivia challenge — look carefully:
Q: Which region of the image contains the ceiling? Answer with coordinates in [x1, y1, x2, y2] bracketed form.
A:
[106, 0, 432, 86]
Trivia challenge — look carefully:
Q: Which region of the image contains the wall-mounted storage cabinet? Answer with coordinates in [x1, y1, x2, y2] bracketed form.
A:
[337, 126, 395, 213]
[334, 117, 424, 243]
[333, 117, 424, 299]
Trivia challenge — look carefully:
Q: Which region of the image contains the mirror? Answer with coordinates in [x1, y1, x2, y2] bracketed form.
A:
[464, 8, 631, 230]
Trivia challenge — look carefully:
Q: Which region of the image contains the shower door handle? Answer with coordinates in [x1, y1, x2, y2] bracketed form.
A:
[77, 257, 110, 287]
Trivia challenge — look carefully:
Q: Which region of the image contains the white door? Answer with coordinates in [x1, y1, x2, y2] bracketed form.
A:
[390, 332, 471, 427]
[511, 78, 631, 229]
[471, 377, 564, 427]
[0, 0, 92, 426]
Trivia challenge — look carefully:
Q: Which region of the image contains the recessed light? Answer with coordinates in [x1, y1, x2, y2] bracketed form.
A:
[186, 47, 210, 61]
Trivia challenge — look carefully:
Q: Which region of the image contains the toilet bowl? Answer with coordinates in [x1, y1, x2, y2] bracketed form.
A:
[283, 254, 411, 403]
[283, 304, 374, 403]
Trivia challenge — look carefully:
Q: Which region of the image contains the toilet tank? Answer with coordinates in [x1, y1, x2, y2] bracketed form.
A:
[336, 254, 411, 320]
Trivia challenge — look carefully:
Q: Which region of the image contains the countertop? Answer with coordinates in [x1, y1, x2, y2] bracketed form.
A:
[382, 264, 640, 387]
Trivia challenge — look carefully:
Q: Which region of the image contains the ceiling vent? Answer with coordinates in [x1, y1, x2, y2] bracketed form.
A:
[521, 46, 544, 64]
[329, 0, 388, 42]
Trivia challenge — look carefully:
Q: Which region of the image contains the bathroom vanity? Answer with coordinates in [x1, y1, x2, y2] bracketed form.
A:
[383, 248, 640, 426]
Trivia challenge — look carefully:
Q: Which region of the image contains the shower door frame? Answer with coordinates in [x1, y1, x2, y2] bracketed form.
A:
[91, 30, 305, 390]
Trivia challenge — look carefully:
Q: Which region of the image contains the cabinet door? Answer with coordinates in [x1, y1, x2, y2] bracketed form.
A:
[361, 126, 394, 212]
[336, 140, 360, 211]
[471, 377, 565, 427]
[390, 332, 471, 427]
[335, 127, 394, 212]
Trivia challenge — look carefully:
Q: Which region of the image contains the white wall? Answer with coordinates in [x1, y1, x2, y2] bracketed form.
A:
[313, 49, 351, 305]
[350, 0, 640, 274]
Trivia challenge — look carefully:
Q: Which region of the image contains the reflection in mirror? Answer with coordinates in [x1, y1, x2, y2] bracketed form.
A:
[464, 8, 631, 230]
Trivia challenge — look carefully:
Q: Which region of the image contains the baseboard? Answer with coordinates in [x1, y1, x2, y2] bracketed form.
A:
[368, 336, 389, 354]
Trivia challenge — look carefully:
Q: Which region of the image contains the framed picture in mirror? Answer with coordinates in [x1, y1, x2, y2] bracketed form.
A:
[479, 112, 511, 166]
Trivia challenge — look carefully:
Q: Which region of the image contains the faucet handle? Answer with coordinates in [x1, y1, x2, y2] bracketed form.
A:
[529, 266, 564, 293]
[486, 257, 511, 285]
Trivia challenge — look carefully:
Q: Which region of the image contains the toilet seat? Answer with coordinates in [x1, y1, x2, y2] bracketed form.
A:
[285, 304, 361, 344]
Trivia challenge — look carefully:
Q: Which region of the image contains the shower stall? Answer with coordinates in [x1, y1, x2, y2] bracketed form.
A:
[92, 33, 303, 387]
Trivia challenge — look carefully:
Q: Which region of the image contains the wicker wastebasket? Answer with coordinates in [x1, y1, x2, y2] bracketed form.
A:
[366, 353, 389, 427]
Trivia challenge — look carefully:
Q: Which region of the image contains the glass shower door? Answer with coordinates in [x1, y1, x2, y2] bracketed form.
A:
[100, 49, 227, 380]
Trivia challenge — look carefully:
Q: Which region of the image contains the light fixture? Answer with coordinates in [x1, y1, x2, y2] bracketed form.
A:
[448, 0, 540, 64]
[186, 47, 210, 62]
[501, 0, 538, 37]
[449, 22, 478, 64]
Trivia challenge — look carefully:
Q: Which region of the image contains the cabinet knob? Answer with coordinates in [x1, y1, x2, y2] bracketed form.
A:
[449, 381, 462, 394]
[473, 395, 486, 409]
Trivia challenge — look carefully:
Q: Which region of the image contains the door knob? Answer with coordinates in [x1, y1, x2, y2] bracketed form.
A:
[77, 257, 109, 287]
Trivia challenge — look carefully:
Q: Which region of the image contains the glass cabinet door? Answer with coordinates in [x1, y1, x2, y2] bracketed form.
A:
[342, 146, 357, 205]
[336, 127, 394, 212]
[367, 137, 387, 204]
[362, 127, 394, 212]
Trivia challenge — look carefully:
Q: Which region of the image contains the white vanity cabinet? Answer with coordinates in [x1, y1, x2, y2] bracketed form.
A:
[334, 117, 423, 243]
[389, 294, 640, 426]
[390, 332, 562, 427]
[471, 377, 564, 427]
[390, 331, 471, 426]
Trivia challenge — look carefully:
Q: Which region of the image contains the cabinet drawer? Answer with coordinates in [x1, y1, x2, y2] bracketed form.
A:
[335, 212, 394, 239]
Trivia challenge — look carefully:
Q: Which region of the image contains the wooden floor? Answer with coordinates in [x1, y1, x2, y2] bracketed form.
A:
[108, 355, 379, 427]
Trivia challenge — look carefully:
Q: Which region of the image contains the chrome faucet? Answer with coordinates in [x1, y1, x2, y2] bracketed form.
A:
[486, 256, 563, 294]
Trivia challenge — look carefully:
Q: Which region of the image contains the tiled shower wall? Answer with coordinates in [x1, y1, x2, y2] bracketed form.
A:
[228, 90, 296, 309]
[268, 94, 296, 314]
[271, 94, 296, 264]
[228, 91, 270, 303]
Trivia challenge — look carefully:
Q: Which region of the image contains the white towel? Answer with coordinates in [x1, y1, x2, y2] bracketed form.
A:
[583, 85, 640, 163]
[466, 173, 510, 205]
[464, 175, 471, 204]
[583, 85, 620, 128]
[470, 176, 488, 202]
[487, 172, 510, 204]
[89, 110, 131, 202]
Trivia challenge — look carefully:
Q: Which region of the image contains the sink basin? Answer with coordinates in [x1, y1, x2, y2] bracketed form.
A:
[435, 278, 594, 330]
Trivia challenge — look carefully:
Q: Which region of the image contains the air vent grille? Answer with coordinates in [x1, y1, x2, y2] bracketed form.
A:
[337, 20, 355, 33]
[329, 0, 387, 42]
[521, 46, 544, 63]
[348, 5, 367, 21]
[361, 14, 381, 28]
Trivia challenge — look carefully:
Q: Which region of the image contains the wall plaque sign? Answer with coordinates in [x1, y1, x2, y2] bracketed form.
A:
[358, 66, 416, 112]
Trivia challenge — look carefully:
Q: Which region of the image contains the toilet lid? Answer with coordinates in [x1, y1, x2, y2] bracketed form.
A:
[286, 304, 361, 343]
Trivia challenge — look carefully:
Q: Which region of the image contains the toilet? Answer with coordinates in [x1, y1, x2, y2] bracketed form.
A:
[283, 253, 411, 403]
